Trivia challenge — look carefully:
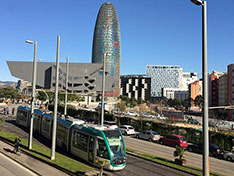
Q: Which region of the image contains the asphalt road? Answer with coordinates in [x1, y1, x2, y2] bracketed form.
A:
[108, 154, 191, 176]
[0, 153, 38, 176]
[124, 136, 234, 176]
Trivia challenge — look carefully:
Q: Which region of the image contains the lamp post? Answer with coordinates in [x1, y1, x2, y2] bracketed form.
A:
[51, 36, 60, 160]
[101, 52, 111, 126]
[190, 1, 209, 176]
[25, 40, 37, 150]
[64, 56, 69, 115]
[101, 52, 107, 126]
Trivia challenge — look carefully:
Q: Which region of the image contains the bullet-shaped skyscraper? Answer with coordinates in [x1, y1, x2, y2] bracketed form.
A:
[92, 2, 121, 97]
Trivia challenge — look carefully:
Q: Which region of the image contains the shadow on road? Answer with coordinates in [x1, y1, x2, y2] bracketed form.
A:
[3, 147, 14, 154]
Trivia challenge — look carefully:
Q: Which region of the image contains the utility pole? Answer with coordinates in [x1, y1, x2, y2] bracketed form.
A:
[51, 36, 60, 160]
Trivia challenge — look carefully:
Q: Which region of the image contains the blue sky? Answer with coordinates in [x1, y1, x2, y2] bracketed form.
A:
[0, 0, 234, 81]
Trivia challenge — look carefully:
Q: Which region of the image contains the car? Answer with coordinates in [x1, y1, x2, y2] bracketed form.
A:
[85, 118, 98, 124]
[141, 112, 154, 118]
[187, 142, 224, 158]
[119, 125, 135, 135]
[223, 151, 234, 161]
[188, 118, 201, 125]
[112, 109, 124, 115]
[104, 120, 118, 129]
[127, 111, 139, 117]
[159, 134, 188, 148]
[136, 130, 160, 142]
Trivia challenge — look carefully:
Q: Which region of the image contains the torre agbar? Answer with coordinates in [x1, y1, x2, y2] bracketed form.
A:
[92, 2, 121, 97]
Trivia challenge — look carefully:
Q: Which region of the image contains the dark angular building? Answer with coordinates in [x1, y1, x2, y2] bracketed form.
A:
[7, 61, 115, 95]
[92, 2, 121, 97]
[120, 75, 151, 101]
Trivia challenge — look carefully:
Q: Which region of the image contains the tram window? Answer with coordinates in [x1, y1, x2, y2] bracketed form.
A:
[42, 118, 50, 132]
[73, 131, 88, 152]
[17, 110, 28, 121]
[97, 139, 109, 159]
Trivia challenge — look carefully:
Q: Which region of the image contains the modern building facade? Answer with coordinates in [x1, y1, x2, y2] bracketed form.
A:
[162, 88, 188, 101]
[182, 72, 198, 90]
[209, 71, 224, 107]
[7, 61, 116, 95]
[92, 2, 121, 97]
[188, 80, 202, 107]
[218, 73, 228, 106]
[16, 80, 32, 96]
[227, 64, 234, 120]
[120, 75, 151, 101]
[146, 65, 183, 98]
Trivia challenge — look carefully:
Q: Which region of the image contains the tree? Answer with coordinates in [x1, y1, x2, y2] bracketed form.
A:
[118, 100, 126, 112]
[182, 98, 194, 110]
[36, 91, 85, 103]
[130, 97, 137, 107]
[137, 98, 143, 104]
[194, 95, 203, 108]
[0, 86, 19, 99]
[167, 98, 181, 107]
[174, 146, 186, 166]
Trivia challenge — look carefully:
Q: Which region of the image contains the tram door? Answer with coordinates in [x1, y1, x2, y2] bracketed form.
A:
[88, 136, 94, 163]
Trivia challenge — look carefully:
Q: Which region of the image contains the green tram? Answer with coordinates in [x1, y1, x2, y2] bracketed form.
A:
[16, 106, 126, 171]
[70, 123, 126, 170]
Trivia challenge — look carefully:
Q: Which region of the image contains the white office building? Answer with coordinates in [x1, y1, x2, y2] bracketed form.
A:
[162, 88, 188, 101]
[146, 65, 183, 97]
[182, 72, 198, 90]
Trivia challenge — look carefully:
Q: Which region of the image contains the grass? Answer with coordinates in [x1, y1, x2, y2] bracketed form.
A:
[0, 129, 92, 175]
[126, 148, 223, 176]
[0, 117, 4, 123]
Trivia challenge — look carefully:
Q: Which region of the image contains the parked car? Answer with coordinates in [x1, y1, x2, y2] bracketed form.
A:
[104, 120, 118, 129]
[112, 109, 124, 115]
[127, 111, 139, 117]
[136, 130, 160, 142]
[159, 134, 188, 148]
[141, 112, 154, 118]
[187, 142, 224, 158]
[85, 118, 98, 124]
[119, 125, 135, 135]
[223, 151, 234, 161]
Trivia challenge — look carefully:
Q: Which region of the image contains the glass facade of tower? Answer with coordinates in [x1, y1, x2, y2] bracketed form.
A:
[92, 2, 121, 94]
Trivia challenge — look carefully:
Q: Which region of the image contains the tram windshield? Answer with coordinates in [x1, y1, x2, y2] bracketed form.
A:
[104, 130, 125, 160]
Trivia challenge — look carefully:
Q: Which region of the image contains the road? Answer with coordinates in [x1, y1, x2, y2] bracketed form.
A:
[0, 153, 38, 176]
[124, 136, 234, 176]
[108, 154, 191, 176]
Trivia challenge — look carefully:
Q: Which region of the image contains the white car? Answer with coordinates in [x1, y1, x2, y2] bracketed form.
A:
[104, 121, 118, 129]
[119, 125, 135, 135]
[127, 111, 139, 117]
[142, 113, 154, 118]
[223, 151, 234, 161]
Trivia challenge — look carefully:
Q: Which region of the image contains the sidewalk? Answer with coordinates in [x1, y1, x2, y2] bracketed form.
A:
[0, 140, 70, 176]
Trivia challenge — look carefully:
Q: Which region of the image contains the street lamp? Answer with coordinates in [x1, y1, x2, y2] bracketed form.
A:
[25, 39, 37, 150]
[101, 52, 111, 126]
[190, 1, 209, 176]
[64, 56, 69, 115]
